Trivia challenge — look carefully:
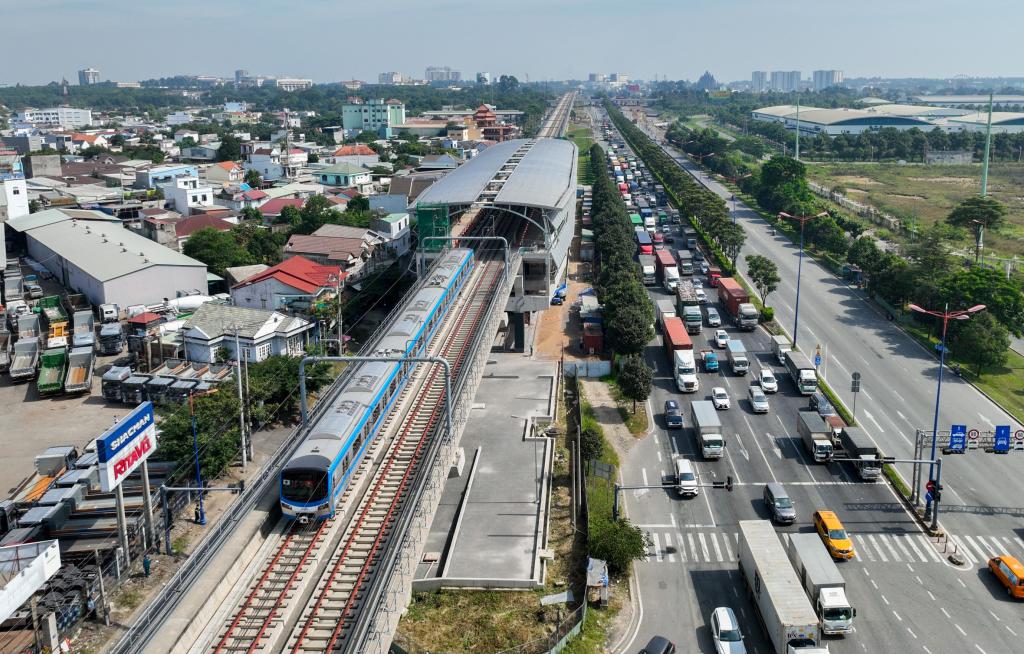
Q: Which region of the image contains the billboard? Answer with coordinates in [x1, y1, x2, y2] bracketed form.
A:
[97, 402, 158, 492]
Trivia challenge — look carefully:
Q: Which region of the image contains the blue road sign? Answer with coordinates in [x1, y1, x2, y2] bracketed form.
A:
[814, 354, 822, 367]
[994, 425, 1012, 453]
[949, 424, 967, 452]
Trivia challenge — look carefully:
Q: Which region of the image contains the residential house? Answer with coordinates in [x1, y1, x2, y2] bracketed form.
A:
[244, 146, 307, 182]
[70, 133, 109, 152]
[135, 163, 199, 189]
[373, 212, 412, 258]
[218, 187, 270, 212]
[315, 163, 372, 189]
[328, 144, 380, 167]
[172, 214, 235, 250]
[259, 197, 305, 222]
[388, 170, 446, 204]
[206, 161, 244, 185]
[174, 129, 200, 143]
[283, 230, 374, 277]
[224, 263, 269, 286]
[230, 255, 343, 311]
[165, 175, 214, 215]
[416, 153, 463, 171]
[182, 303, 312, 364]
[369, 194, 408, 215]
[180, 143, 221, 162]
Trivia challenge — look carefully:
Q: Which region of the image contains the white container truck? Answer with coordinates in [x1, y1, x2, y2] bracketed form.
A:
[656, 299, 676, 331]
[787, 533, 856, 636]
[639, 255, 657, 286]
[691, 400, 724, 459]
[785, 351, 818, 395]
[798, 411, 833, 463]
[663, 267, 680, 293]
[771, 335, 792, 365]
[738, 520, 824, 654]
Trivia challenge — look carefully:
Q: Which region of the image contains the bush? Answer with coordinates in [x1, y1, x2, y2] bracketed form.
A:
[580, 426, 604, 463]
[588, 516, 650, 574]
[760, 306, 775, 323]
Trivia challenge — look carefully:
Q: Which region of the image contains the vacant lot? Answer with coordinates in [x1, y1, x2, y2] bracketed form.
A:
[807, 162, 1024, 257]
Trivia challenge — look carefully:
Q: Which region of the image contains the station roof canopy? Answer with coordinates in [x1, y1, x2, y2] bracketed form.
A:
[414, 138, 577, 211]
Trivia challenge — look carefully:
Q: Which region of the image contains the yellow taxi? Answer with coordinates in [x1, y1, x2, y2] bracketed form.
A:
[813, 510, 855, 560]
[989, 555, 1024, 599]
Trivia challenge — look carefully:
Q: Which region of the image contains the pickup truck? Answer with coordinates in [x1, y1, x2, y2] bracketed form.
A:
[700, 349, 719, 372]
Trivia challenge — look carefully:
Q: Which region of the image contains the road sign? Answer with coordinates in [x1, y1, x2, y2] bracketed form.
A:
[1015, 429, 1024, 442]
[815, 354, 822, 367]
[852, 372, 861, 381]
[949, 424, 967, 452]
[994, 425, 1012, 453]
[968, 428, 980, 441]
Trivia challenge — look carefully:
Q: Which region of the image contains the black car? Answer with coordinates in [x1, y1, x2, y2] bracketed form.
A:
[664, 400, 683, 429]
[640, 636, 676, 654]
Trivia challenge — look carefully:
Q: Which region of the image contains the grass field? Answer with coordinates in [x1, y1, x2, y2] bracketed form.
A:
[806, 162, 1024, 257]
[568, 124, 595, 184]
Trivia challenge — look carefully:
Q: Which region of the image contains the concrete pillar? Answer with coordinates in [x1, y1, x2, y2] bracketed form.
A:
[510, 312, 525, 351]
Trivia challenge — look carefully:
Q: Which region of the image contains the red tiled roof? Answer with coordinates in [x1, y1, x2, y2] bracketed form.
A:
[175, 215, 234, 238]
[71, 133, 101, 143]
[288, 148, 305, 155]
[284, 235, 366, 261]
[242, 189, 268, 201]
[259, 197, 305, 216]
[233, 255, 345, 294]
[215, 161, 241, 171]
[128, 312, 162, 324]
[332, 144, 376, 157]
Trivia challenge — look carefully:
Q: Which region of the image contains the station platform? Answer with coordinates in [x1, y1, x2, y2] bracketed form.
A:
[414, 343, 556, 590]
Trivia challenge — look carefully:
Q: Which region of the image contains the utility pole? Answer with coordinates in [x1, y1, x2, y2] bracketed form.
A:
[233, 326, 247, 469]
[981, 92, 993, 197]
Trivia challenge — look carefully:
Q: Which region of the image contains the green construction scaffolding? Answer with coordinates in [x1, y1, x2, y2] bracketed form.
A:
[417, 203, 450, 252]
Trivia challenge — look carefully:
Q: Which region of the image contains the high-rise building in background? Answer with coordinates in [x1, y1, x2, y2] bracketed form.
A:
[379, 71, 414, 85]
[235, 69, 249, 84]
[476, 72, 492, 85]
[751, 71, 768, 93]
[588, 73, 607, 82]
[78, 68, 99, 85]
[275, 78, 313, 92]
[425, 66, 461, 82]
[609, 73, 629, 84]
[770, 70, 801, 92]
[812, 69, 844, 91]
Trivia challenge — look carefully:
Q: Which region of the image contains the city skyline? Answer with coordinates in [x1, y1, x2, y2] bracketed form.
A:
[1, 0, 1020, 86]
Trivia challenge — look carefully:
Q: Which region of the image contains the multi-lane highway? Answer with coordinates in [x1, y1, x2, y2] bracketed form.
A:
[590, 109, 1024, 654]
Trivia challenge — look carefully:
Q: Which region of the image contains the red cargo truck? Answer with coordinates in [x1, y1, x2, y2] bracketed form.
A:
[654, 249, 676, 282]
[718, 278, 748, 315]
[662, 317, 693, 359]
[708, 266, 723, 286]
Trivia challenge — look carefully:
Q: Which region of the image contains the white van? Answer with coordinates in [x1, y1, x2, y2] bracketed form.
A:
[674, 458, 699, 497]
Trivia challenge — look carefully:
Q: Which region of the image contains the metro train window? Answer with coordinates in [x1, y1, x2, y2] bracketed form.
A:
[281, 469, 328, 503]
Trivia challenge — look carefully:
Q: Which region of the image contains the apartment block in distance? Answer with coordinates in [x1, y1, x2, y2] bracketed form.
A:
[751, 71, 768, 93]
[812, 70, 844, 91]
[341, 98, 406, 133]
[16, 107, 93, 129]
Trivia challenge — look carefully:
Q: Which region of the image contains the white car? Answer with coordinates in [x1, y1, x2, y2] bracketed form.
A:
[711, 607, 747, 654]
[711, 386, 731, 410]
[691, 278, 704, 289]
[748, 385, 770, 414]
[706, 307, 722, 327]
[696, 289, 708, 304]
[759, 368, 778, 393]
[714, 329, 729, 349]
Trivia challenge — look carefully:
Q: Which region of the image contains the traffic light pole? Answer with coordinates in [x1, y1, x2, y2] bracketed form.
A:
[612, 478, 733, 519]
[874, 455, 944, 532]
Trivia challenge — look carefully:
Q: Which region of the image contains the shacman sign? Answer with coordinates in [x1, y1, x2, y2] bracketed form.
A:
[96, 401, 158, 492]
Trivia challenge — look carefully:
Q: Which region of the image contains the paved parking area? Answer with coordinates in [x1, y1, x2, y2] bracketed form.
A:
[0, 356, 124, 497]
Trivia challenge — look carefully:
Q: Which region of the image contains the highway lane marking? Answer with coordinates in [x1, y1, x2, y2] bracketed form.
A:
[866, 535, 889, 562]
[974, 535, 1000, 558]
[903, 534, 929, 562]
[940, 607, 951, 619]
[915, 535, 943, 562]
[675, 532, 686, 562]
[895, 410, 915, 427]
[709, 533, 724, 562]
[651, 532, 663, 562]
[832, 354, 849, 375]
[923, 647, 934, 654]
[722, 533, 734, 561]
[961, 535, 988, 561]
[729, 430, 751, 462]
[879, 534, 901, 561]
[892, 390, 905, 403]
[856, 537, 875, 562]
[861, 388, 873, 400]
[688, 533, 698, 560]
[881, 594, 890, 605]
[955, 624, 967, 637]
[927, 590, 936, 601]
[892, 609, 902, 621]
[870, 579, 879, 589]
[974, 644, 986, 654]
[892, 535, 915, 561]
[978, 413, 994, 427]
[743, 415, 779, 483]
[1007, 626, 1018, 636]
[916, 575, 923, 585]
[663, 532, 676, 562]
[863, 410, 885, 433]
[776, 415, 816, 479]
[697, 532, 710, 560]
[907, 628, 917, 639]
[723, 442, 745, 483]
[656, 450, 662, 462]
[958, 578, 967, 588]
[988, 609, 1000, 622]
[699, 480, 717, 528]
[763, 431, 783, 459]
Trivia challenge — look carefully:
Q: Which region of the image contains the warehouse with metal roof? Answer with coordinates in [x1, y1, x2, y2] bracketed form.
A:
[6, 208, 208, 307]
[754, 103, 1024, 135]
[414, 138, 577, 313]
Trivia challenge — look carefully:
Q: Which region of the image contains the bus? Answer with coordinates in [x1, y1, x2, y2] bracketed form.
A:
[630, 214, 643, 228]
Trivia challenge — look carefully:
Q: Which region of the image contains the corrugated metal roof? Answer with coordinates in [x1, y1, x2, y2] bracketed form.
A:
[413, 138, 577, 211]
[494, 139, 576, 209]
[24, 210, 204, 281]
[6, 208, 119, 233]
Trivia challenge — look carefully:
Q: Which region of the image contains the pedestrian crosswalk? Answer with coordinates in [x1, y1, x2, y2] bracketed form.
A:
[642, 528, 1024, 567]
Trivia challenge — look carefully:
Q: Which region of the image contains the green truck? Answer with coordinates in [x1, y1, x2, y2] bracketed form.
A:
[39, 296, 69, 348]
[37, 347, 68, 396]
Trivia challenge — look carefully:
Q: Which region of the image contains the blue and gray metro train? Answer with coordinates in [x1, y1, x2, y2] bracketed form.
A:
[280, 248, 475, 522]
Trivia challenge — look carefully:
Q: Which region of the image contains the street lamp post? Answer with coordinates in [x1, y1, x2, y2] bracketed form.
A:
[778, 211, 827, 349]
[908, 302, 985, 517]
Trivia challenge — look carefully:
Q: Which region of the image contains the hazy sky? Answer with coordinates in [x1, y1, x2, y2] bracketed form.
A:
[2, 0, 1020, 85]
